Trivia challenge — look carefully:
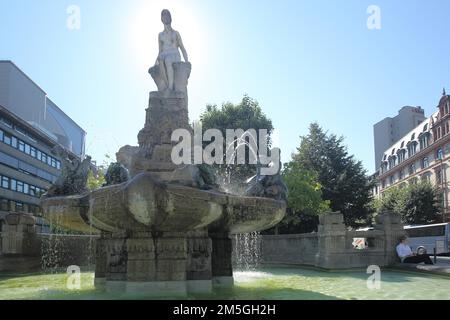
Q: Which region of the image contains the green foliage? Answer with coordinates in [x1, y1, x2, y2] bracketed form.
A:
[86, 169, 106, 191]
[275, 162, 330, 233]
[200, 95, 274, 182]
[375, 182, 441, 225]
[282, 162, 330, 217]
[201, 95, 274, 139]
[105, 163, 129, 186]
[373, 187, 402, 214]
[292, 123, 375, 228]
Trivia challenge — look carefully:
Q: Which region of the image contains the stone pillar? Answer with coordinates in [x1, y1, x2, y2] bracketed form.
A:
[154, 232, 187, 282]
[0, 213, 41, 273]
[186, 230, 213, 293]
[315, 212, 348, 269]
[374, 211, 405, 266]
[103, 235, 129, 292]
[126, 232, 188, 296]
[126, 235, 156, 283]
[138, 91, 191, 154]
[1, 213, 37, 255]
[209, 231, 234, 288]
[94, 237, 107, 288]
[100, 232, 189, 296]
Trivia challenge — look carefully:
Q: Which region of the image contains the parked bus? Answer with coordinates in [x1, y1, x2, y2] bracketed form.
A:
[404, 223, 450, 256]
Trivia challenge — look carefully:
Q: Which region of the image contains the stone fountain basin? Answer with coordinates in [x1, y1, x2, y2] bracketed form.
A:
[41, 173, 286, 235]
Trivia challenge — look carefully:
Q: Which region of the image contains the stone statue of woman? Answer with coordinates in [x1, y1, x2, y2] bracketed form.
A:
[153, 9, 189, 92]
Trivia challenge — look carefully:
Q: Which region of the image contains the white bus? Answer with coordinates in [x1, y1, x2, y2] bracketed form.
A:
[404, 223, 450, 256]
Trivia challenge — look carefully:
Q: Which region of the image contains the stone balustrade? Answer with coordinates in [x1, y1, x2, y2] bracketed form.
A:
[262, 211, 406, 269]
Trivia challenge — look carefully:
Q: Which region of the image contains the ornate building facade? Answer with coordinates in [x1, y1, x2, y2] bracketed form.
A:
[377, 91, 450, 221]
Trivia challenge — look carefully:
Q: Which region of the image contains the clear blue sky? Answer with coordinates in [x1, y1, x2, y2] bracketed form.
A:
[1, 0, 449, 172]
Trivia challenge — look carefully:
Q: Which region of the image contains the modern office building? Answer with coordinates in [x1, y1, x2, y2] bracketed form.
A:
[376, 90, 450, 221]
[0, 61, 86, 231]
[373, 106, 426, 170]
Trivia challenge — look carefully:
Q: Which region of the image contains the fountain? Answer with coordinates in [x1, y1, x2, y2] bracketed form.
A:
[40, 10, 286, 297]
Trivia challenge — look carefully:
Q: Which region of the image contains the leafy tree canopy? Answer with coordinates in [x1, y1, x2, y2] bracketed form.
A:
[274, 162, 330, 233]
[374, 182, 442, 225]
[292, 123, 374, 227]
[200, 95, 274, 184]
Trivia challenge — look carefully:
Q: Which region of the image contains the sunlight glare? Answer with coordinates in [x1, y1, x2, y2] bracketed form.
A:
[128, 0, 205, 78]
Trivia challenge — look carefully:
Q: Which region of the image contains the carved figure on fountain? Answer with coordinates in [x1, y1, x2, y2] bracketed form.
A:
[44, 146, 92, 197]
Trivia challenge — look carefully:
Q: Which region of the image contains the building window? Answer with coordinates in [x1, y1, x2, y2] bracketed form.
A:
[10, 136, 17, 148]
[23, 183, 29, 195]
[3, 133, 11, 145]
[0, 117, 13, 128]
[437, 148, 444, 160]
[16, 181, 24, 193]
[18, 140, 25, 152]
[388, 157, 397, 169]
[0, 174, 46, 198]
[407, 142, 417, 158]
[10, 179, 17, 191]
[1, 176, 9, 189]
[419, 134, 430, 150]
[0, 129, 62, 170]
[436, 169, 443, 185]
[30, 147, 36, 158]
[390, 176, 395, 185]
[409, 163, 416, 175]
[381, 162, 388, 174]
[422, 157, 429, 169]
[14, 202, 24, 212]
[399, 169, 404, 180]
[0, 199, 9, 211]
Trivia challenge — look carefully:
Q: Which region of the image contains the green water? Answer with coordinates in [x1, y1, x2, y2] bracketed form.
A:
[0, 267, 449, 300]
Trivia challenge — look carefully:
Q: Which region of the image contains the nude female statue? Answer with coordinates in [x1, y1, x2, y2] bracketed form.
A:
[155, 9, 189, 91]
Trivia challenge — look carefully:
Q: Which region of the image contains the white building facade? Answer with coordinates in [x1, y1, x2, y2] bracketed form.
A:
[373, 106, 426, 171]
[376, 92, 450, 221]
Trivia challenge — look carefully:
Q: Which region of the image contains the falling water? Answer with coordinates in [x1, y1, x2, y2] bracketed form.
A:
[40, 211, 96, 273]
[218, 133, 262, 195]
[222, 133, 265, 271]
[41, 214, 64, 273]
[233, 232, 262, 271]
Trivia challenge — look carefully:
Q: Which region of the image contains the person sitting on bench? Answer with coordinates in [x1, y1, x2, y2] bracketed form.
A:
[396, 236, 433, 265]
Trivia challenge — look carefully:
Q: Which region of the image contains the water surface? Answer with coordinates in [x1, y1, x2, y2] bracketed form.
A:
[0, 267, 449, 300]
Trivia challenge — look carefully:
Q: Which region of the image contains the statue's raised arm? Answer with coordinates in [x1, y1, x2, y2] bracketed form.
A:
[149, 9, 191, 93]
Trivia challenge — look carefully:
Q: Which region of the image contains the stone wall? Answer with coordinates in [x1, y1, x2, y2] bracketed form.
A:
[262, 211, 405, 269]
[262, 234, 318, 266]
[0, 213, 97, 273]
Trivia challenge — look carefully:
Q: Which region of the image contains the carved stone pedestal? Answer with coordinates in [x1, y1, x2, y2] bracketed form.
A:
[95, 231, 217, 296]
[210, 231, 234, 288]
[118, 90, 193, 181]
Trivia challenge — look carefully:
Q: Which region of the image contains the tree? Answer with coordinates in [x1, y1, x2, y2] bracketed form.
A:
[275, 162, 330, 233]
[200, 95, 274, 185]
[292, 123, 374, 228]
[373, 186, 403, 215]
[375, 182, 441, 225]
[86, 169, 106, 191]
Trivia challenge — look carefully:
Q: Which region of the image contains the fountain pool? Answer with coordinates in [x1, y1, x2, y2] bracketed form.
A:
[1, 267, 449, 300]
